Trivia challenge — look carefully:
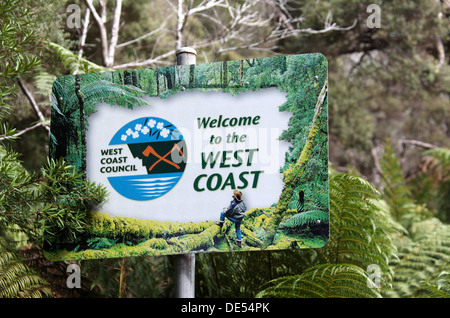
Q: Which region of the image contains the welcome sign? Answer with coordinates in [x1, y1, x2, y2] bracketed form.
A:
[87, 88, 290, 223]
[46, 54, 329, 260]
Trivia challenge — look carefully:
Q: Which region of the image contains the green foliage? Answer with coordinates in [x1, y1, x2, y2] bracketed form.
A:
[50, 72, 149, 170]
[0, 0, 40, 80]
[48, 42, 109, 75]
[86, 237, 118, 250]
[0, 242, 52, 298]
[253, 170, 403, 298]
[297, 1, 450, 177]
[2, 0, 448, 299]
[385, 218, 450, 298]
[196, 250, 307, 298]
[380, 141, 422, 228]
[79, 256, 175, 298]
[86, 212, 212, 240]
[0, 147, 107, 247]
[0, 0, 40, 117]
[419, 148, 450, 223]
[280, 210, 329, 228]
[257, 264, 381, 298]
[376, 143, 450, 298]
[279, 54, 328, 168]
[421, 273, 450, 298]
[322, 173, 402, 278]
[200, 172, 402, 298]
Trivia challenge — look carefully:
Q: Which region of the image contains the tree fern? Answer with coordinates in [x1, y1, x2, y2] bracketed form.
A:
[255, 172, 403, 298]
[0, 241, 52, 298]
[47, 42, 108, 74]
[50, 72, 149, 170]
[379, 141, 435, 230]
[321, 173, 403, 280]
[256, 264, 382, 298]
[52, 73, 148, 115]
[384, 218, 450, 298]
[376, 142, 450, 298]
[421, 147, 450, 223]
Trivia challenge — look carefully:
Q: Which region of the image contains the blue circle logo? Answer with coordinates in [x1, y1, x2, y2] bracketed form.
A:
[107, 117, 187, 201]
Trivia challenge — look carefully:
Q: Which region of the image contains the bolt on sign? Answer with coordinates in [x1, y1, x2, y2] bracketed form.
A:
[45, 54, 329, 261]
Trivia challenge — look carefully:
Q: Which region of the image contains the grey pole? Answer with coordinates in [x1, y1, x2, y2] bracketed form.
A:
[176, 47, 197, 65]
[175, 47, 197, 298]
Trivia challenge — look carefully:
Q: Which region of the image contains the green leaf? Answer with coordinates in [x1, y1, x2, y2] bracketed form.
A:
[257, 264, 382, 298]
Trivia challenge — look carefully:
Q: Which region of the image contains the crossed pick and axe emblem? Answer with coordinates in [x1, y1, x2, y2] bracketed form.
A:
[142, 143, 185, 171]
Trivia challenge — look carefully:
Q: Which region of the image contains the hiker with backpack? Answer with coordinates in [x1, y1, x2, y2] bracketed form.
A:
[216, 190, 247, 247]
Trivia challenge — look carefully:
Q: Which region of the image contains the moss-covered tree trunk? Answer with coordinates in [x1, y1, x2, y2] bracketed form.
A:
[75, 74, 86, 174]
[264, 79, 328, 247]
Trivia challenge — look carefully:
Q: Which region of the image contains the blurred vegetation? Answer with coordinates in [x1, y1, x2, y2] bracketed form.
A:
[1, 0, 449, 298]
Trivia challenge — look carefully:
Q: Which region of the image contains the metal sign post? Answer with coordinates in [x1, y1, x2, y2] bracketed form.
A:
[175, 47, 197, 298]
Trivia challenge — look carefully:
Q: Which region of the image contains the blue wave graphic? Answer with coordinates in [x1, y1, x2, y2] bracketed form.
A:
[108, 172, 183, 201]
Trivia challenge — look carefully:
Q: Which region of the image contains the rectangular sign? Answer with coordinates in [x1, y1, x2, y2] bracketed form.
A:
[45, 54, 329, 260]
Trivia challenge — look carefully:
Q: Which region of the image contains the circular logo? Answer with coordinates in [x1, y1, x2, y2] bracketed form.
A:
[107, 117, 187, 201]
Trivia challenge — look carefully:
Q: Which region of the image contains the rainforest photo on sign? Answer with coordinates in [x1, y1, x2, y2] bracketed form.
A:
[45, 54, 329, 261]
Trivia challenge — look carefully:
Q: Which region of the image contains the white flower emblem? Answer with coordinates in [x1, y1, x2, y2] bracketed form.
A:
[160, 128, 170, 138]
[135, 124, 142, 131]
[121, 134, 127, 141]
[156, 122, 164, 130]
[148, 119, 156, 128]
[132, 131, 139, 139]
[126, 128, 133, 135]
[141, 126, 149, 135]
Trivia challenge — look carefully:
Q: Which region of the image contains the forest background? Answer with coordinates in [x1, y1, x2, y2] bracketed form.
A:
[0, 0, 449, 298]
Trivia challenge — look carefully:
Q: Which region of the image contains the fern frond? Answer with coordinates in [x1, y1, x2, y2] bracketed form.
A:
[260, 172, 402, 298]
[379, 140, 433, 229]
[320, 173, 402, 281]
[54, 75, 148, 115]
[82, 80, 149, 109]
[0, 246, 52, 298]
[420, 272, 450, 298]
[33, 70, 57, 99]
[281, 210, 329, 228]
[257, 264, 382, 298]
[47, 42, 107, 74]
[385, 218, 450, 298]
[421, 283, 450, 298]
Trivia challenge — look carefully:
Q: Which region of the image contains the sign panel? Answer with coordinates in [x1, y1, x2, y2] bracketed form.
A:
[46, 54, 329, 260]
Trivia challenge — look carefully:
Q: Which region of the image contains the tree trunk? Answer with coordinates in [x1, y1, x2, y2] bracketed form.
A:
[165, 69, 173, 90]
[189, 64, 195, 88]
[156, 69, 160, 95]
[124, 70, 132, 85]
[239, 60, 244, 86]
[222, 61, 228, 87]
[75, 74, 87, 175]
[176, 0, 184, 50]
